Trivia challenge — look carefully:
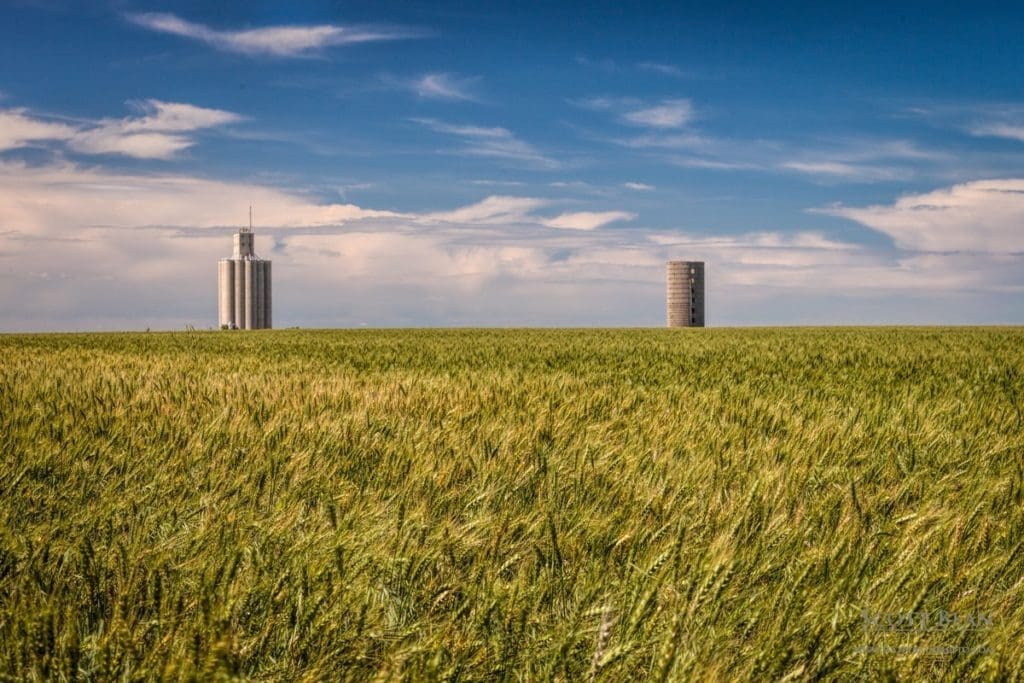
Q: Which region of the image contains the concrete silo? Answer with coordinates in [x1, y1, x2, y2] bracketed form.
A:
[666, 261, 705, 327]
[218, 216, 272, 330]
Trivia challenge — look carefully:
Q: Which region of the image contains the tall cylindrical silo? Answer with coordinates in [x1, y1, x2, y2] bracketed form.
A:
[254, 260, 265, 329]
[666, 261, 705, 328]
[244, 259, 255, 330]
[234, 258, 245, 329]
[264, 261, 272, 329]
[218, 259, 234, 328]
[666, 261, 686, 328]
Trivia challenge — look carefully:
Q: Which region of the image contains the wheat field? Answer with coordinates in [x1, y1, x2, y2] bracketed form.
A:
[1, 328, 1022, 680]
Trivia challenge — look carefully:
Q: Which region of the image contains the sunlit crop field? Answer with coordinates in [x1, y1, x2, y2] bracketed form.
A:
[1, 328, 1022, 680]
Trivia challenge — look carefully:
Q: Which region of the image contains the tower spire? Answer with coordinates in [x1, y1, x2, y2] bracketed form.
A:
[249, 204, 253, 232]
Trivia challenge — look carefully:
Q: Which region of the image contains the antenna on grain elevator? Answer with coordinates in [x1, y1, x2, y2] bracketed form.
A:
[218, 209, 272, 330]
[666, 261, 705, 327]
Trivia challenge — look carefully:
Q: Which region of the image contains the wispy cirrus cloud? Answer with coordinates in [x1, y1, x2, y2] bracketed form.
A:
[575, 96, 695, 129]
[412, 73, 478, 101]
[544, 211, 635, 230]
[422, 196, 633, 230]
[470, 179, 526, 187]
[670, 156, 763, 171]
[623, 182, 655, 191]
[970, 123, 1024, 143]
[424, 195, 549, 224]
[411, 118, 559, 169]
[776, 139, 947, 182]
[126, 12, 414, 57]
[576, 56, 697, 79]
[622, 99, 694, 128]
[779, 160, 905, 182]
[636, 62, 686, 77]
[899, 100, 1024, 146]
[0, 100, 241, 159]
[614, 127, 947, 182]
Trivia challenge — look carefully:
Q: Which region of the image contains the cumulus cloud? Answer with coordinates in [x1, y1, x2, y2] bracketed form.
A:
[2, 161, 1023, 330]
[127, 13, 411, 57]
[0, 161, 401, 235]
[0, 100, 240, 159]
[818, 178, 1024, 252]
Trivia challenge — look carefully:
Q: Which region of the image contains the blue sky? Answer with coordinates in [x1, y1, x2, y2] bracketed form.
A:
[2, 0, 1023, 329]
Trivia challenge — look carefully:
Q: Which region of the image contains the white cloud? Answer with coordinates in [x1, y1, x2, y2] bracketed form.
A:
[777, 140, 945, 182]
[411, 118, 559, 169]
[622, 99, 693, 128]
[636, 62, 686, 77]
[413, 73, 477, 101]
[470, 179, 525, 187]
[819, 178, 1024, 252]
[574, 56, 622, 73]
[613, 132, 711, 150]
[423, 196, 635, 230]
[119, 100, 241, 132]
[68, 100, 241, 159]
[0, 109, 77, 150]
[544, 211, 635, 230]
[904, 102, 1024, 145]
[970, 123, 1024, 143]
[68, 130, 196, 159]
[127, 13, 410, 57]
[670, 156, 761, 171]
[0, 160, 401, 235]
[571, 96, 626, 111]
[623, 182, 655, 191]
[780, 160, 905, 182]
[576, 96, 696, 130]
[0, 100, 241, 159]
[424, 195, 549, 224]
[2, 161, 1022, 330]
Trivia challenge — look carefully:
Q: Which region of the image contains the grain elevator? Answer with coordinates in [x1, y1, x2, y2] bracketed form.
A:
[218, 214, 272, 330]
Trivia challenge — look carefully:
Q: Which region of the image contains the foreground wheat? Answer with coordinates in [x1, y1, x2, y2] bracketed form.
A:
[1, 328, 1022, 680]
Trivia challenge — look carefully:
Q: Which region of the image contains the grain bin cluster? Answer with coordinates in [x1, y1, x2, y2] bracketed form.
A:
[218, 227, 272, 330]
